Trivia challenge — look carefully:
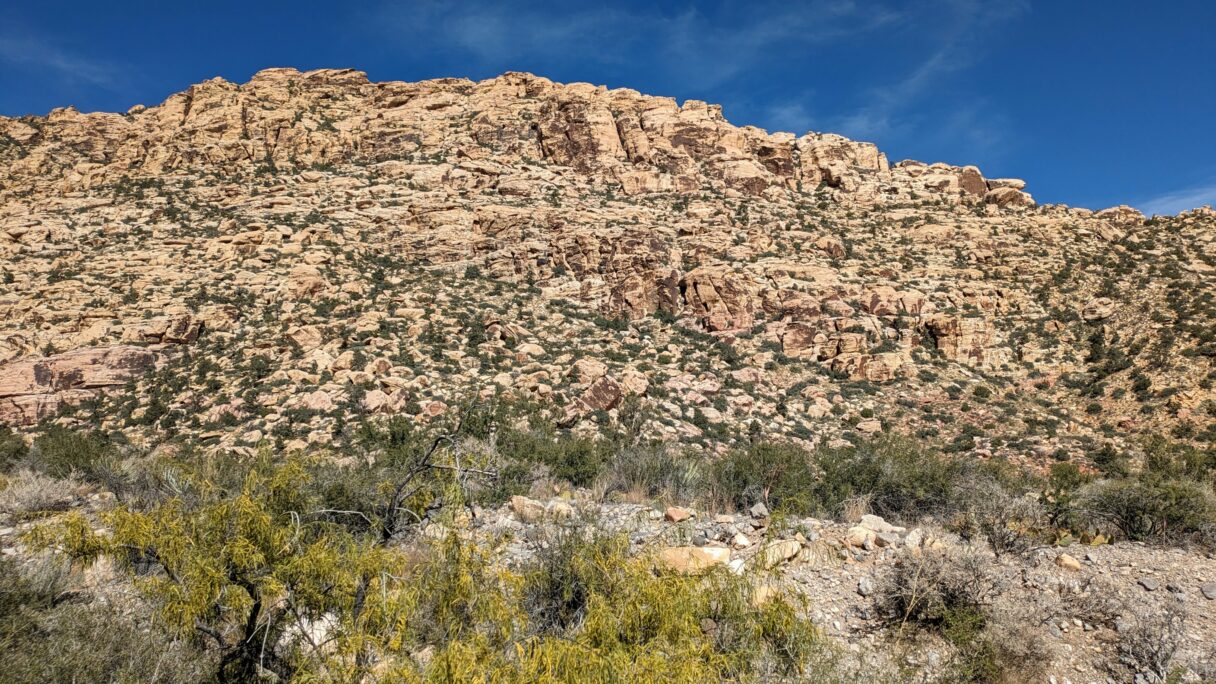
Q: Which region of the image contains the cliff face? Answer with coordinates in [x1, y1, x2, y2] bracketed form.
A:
[0, 68, 1213, 464]
[2, 68, 1017, 205]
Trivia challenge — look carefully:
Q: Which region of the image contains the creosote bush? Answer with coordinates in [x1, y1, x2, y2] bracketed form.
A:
[811, 437, 969, 520]
[706, 436, 981, 521]
[0, 425, 27, 471]
[708, 441, 818, 514]
[1075, 477, 1216, 544]
[1066, 437, 1216, 547]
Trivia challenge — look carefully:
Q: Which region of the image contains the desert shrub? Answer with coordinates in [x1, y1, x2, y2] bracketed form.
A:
[812, 437, 966, 521]
[955, 477, 1046, 557]
[1075, 476, 1216, 544]
[522, 525, 628, 633]
[707, 441, 818, 514]
[28, 426, 116, 481]
[0, 469, 83, 517]
[1142, 436, 1215, 486]
[878, 550, 999, 633]
[703, 437, 997, 520]
[876, 550, 1036, 683]
[0, 555, 212, 683]
[404, 534, 524, 650]
[496, 530, 830, 682]
[975, 604, 1051, 684]
[0, 426, 27, 471]
[597, 445, 703, 503]
[497, 428, 611, 488]
[1115, 605, 1187, 683]
[31, 456, 412, 681]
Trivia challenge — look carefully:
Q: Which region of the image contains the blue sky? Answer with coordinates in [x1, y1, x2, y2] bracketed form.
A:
[2, 1, 1213, 213]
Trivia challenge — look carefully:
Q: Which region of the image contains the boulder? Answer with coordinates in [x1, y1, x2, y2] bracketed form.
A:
[665, 506, 694, 523]
[846, 526, 877, 548]
[984, 186, 1035, 208]
[754, 540, 802, 569]
[680, 267, 755, 332]
[510, 495, 546, 523]
[1082, 297, 1115, 321]
[1055, 553, 1082, 572]
[657, 547, 731, 575]
[578, 376, 623, 412]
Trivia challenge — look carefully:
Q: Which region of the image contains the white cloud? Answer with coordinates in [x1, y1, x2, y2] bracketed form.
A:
[1138, 181, 1216, 216]
[818, 0, 1028, 145]
[367, 1, 902, 88]
[0, 32, 119, 88]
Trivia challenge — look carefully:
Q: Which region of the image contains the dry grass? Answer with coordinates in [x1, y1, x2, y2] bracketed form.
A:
[0, 469, 85, 517]
[841, 493, 873, 523]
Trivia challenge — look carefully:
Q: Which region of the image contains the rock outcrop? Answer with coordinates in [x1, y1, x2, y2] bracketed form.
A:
[0, 346, 158, 424]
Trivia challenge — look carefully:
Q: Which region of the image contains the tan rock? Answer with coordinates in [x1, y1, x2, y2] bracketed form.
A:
[0, 345, 158, 424]
[845, 526, 877, 548]
[300, 390, 334, 412]
[680, 267, 755, 332]
[665, 506, 694, 523]
[1055, 553, 1082, 572]
[1082, 297, 1115, 321]
[510, 495, 546, 523]
[753, 539, 802, 569]
[656, 546, 730, 575]
[570, 358, 608, 384]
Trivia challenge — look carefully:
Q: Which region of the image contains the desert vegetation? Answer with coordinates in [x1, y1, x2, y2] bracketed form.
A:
[3, 397, 1213, 682]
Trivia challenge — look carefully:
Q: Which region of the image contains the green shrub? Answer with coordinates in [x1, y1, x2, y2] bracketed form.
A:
[498, 429, 610, 487]
[597, 445, 703, 503]
[1076, 477, 1216, 544]
[523, 525, 628, 633]
[813, 437, 965, 521]
[708, 441, 818, 514]
[501, 529, 830, 682]
[1089, 443, 1129, 477]
[0, 426, 27, 472]
[29, 426, 115, 481]
[1142, 436, 1215, 486]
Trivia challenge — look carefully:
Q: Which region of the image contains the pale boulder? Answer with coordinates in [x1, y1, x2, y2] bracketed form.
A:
[657, 547, 731, 574]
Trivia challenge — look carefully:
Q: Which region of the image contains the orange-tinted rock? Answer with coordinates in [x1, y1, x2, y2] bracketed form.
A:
[680, 267, 755, 332]
[0, 346, 158, 424]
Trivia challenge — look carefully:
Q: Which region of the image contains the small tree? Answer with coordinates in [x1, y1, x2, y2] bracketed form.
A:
[33, 457, 408, 681]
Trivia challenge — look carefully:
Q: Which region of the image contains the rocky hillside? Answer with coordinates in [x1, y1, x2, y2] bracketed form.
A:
[2, 67, 1212, 464]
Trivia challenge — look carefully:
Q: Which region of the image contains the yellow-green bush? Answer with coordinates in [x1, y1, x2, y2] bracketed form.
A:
[32, 455, 835, 682]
